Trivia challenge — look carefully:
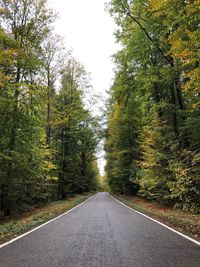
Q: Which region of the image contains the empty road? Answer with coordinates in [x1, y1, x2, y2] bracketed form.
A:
[0, 193, 199, 267]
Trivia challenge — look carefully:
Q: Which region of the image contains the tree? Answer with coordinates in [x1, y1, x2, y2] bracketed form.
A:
[0, 0, 55, 215]
[41, 33, 66, 146]
[106, 0, 200, 212]
[54, 59, 99, 199]
[105, 54, 140, 194]
[0, 0, 100, 217]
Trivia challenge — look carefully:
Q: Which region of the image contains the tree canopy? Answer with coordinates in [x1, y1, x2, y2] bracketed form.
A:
[105, 0, 200, 212]
[0, 0, 100, 216]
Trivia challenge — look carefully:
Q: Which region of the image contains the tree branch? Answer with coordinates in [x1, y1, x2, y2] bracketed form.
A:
[122, 0, 172, 64]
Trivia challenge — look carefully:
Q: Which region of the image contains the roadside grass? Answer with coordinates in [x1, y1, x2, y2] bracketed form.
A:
[0, 193, 93, 244]
[112, 194, 200, 242]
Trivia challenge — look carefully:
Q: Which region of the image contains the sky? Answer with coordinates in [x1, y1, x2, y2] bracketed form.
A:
[48, 0, 119, 175]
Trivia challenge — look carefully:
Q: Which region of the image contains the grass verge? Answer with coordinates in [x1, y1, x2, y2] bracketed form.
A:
[112, 194, 200, 242]
[0, 193, 93, 244]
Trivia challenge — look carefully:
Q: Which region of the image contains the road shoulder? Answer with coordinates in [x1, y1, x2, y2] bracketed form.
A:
[111, 193, 200, 245]
[0, 193, 94, 247]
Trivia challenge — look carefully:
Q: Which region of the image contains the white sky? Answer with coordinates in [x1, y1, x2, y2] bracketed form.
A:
[49, 0, 119, 175]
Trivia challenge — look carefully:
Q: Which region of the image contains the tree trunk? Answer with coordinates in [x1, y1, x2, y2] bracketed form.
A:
[46, 71, 51, 146]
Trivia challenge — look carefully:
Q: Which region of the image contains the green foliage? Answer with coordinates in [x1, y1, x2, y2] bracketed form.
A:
[106, 0, 200, 212]
[0, 0, 99, 216]
[105, 63, 140, 194]
[53, 59, 99, 198]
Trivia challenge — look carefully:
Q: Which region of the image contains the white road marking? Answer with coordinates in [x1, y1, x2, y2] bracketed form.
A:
[0, 194, 95, 249]
[111, 194, 200, 246]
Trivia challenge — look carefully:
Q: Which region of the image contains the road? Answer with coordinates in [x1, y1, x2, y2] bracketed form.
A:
[0, 193, 199, 267]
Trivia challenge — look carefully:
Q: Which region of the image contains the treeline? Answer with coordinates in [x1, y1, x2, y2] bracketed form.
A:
[0, 0, 99, 216]
[105, 0, 200, 212]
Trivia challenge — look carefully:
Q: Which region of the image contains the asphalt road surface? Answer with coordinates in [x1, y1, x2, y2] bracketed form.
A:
[0, 193, 199, 267]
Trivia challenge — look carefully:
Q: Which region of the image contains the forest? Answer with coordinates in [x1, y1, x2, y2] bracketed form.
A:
[0, 0, 199, 217]
[105, 0, 200, 212]
[0, 0, 100, 216]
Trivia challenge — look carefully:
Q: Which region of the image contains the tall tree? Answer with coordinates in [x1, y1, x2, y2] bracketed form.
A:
[41, 34, 66, 146]
[54, 59, 98, 199]
[106, 0, 200, 211]
[0, 0, 55, 215]
[0, 0, 100, 217]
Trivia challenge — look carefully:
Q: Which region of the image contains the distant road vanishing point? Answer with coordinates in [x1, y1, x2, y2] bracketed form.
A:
[0, 192, 199, 267]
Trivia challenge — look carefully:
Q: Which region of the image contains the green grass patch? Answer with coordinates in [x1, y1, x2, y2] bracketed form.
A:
[0, 193, 93, 244]
[112, 194, 200, 242]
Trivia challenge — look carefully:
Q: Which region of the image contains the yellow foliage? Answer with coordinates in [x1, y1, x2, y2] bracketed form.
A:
[0, 71, 12, 87]
[42, 160, 57, 171]
[148, 0, 166, 11]
[47, 161, 57, 170]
